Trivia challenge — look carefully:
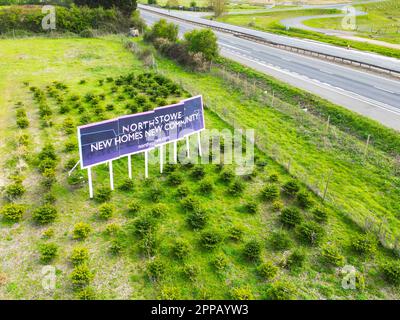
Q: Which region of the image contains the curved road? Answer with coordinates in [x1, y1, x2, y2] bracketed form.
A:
[139, 6, 400, 130]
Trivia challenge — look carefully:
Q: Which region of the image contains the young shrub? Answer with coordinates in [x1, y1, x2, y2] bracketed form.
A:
[38, 243, 58, 264]
[98, 203, 114, 220]
[258, 261, 278, 280]
[228, 225, 244, 241]
[147, 258, 166, 280]
[282, 180, 300, 196]
[76, 286, 96, 300]
[272, 200, 284, 212]
[41, 168, 56, 189]
[70, 247, 89, 266]
[228, 179, 245, 196]
[187, 207, 208, 230]
[127, 200, 141, 216]
[261, 184, 279, 201]
[4, 181, 26, 200]
[285, 249, 306, 271]
[280, 207, 302, 228]
[243, 239, 262, 262]
[159, 286, 180, 300]
[176, 185, 190, 198]
[139, 231, 157, 257]
[381, 261, 400, 285]
[104, 223, 121, 236]
[32, 205, 58, 225]
[297, 221, 325, 246]
[297, 191, 313, 209]
[144, 19, 179, 42]
[172, 239, 191, 260]
[118, 178, 134, 191]
[94, 187, 112, 203]
[313, 207, 328, 223]
[110, 239, 123, 255]
[266, 280, 297, 300]
[70, 264, 93, 288]
[0, 204, 25, 223]
[231, 287, 254, 300]
[269, 173, 279, 182]
[73, 222, 92, 240]
[134, 214, 157, 237]
[180, 195, 200, 212]
[269, 230, 293, 251]
[183, 264, 200, 281]
[150, 203, 169, 219]
[16, 115, 29, 129]
[192, 165, 206, 179]
[198, 179, 213, 194]
[184, 28, 218, 62]
[18, 134, 30, 147]
[41, 228, 54, 239]
[211, 253, 229, 272]
[67, 171, 85, 187]
[149, 186, 164, 202]
[62, 117, 74, 135]
[220, 169, 235, 183]
[200, 230, 223, 250]
[244, 200, 259, 214]
[38, 144, 57, 161]
[351, 234, 377, 256]
[168, 172, 184, 186]
[321, 244, 345, 267]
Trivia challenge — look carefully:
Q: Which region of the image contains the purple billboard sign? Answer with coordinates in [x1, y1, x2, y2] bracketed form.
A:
[78, 95, 205, 169]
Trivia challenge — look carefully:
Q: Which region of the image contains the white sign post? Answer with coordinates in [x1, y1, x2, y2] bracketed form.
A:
[197, 132, 202, 157]
[160, 145, 164, 173]
[186, 135, 190, 158]
[87, 167, 93, 199]
[173, 140, 178, 163]
[128, 154, 132, 179]
[109, 161, 114, 190]
[145, 150, 149, 178]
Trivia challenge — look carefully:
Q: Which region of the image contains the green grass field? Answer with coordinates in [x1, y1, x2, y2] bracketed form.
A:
[1, 36, 400, 300]
[304, 0, 400, 44]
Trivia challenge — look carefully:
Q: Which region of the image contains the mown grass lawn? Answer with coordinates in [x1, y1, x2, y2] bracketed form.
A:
[0, 36, 399, 300]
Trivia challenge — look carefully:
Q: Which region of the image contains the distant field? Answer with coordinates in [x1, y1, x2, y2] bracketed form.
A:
[304, 0, 400, 44]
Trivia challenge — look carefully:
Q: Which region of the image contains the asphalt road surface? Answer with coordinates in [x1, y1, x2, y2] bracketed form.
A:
[139, 6, 400, 130]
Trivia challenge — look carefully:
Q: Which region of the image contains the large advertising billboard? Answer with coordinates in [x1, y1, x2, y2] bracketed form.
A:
[78, 95, 204, 169]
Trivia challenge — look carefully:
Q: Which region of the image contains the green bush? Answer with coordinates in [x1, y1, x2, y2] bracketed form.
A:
[244, 200, 259, 214]
[168, 172, 184, 186]
[16, 115, 29, 129]
[280, 207, 302, 228]
[127, 200, 141, 216]
[381, 261, 400, 285]
[38, 243, 58, 264]
[228, 179, 245, 196]
[198, 179, 213, 194]
[144, 19, 178, 42]
[220, 169, 235, 183]
[269, 173, 279, 182]
[98, 203, 114, 220]
[70, 247, 89, 266]
[187, 207, 208, 230]
[243, 239, 262, 261]
[183, 264, 200, 281]
[231, 287, 254, 300]
[282, 180, 300, 196]
[211, 253, 229, 272]
[184, 28, 219, 62]
[321, 244, 345, 267]
[228, 225, 244, 241]
[104, 223, 121, 236]
[191, 165, 206, 179]
[313, 207, 328, 223]
[118, 178, 134, 191]
[351, 234, 377, 256]
[70, 264, 93, 288]
[110, 239, 123, 255]
[73, 222, 92, 240]
[150, 203, 169, 219]
[258, 261, 278, 280]
[94, 187, 112, 203]
[139, 231, 157, 257]
[4, 181, 26, 199]
[272, 200, 284, 212]
[176, 185, 190, 198]
[180, 195, 200, 211]
[296, 191, 313, 209]
[159, 286, 180, 300]
[149, 186, 164, 202]
[269, 230, 293, 251]
[297, 221, 325, 246]
[200, 230, 223, 250]
[32, 205, 58, 225]
[76, 286, 96, 300]
[266, 280, 297, 300]
[0, 203, 25, 222]
[147, 258, 166, 280]
[134, 214, 157, 236]
[261, 184, 279, 201]
[285, 248, 306, 270]
[172, 239, 191, 260]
